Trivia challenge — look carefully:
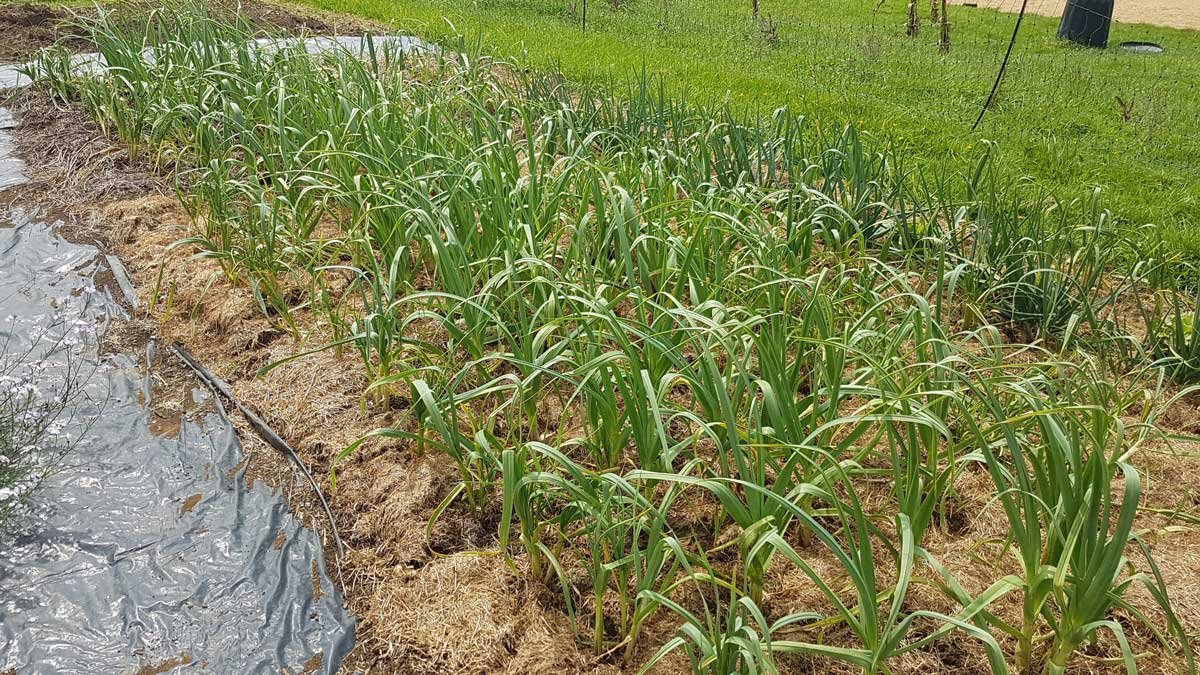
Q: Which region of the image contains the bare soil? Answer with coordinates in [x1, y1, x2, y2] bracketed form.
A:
[951, 0, 1200, 32]
[0, 1, 384, 63]
[5, 2, 1200, 674]
[0, 4, 87, 61]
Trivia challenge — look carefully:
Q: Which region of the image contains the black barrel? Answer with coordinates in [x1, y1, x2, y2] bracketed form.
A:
[1058, 0, 1114, 48]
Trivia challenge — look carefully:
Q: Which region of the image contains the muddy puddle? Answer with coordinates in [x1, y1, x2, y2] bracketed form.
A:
[0, 117, 352, 672]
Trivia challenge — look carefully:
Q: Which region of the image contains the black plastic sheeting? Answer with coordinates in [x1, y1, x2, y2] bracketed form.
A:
[0, 210, 355, 669]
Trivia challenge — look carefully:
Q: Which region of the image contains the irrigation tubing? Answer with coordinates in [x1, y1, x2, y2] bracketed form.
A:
[171, 342, 346, 564]
[973, 0, 1031, 130]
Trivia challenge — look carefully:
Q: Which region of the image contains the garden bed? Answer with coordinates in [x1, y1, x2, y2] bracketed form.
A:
[5, 3, 1200, 674]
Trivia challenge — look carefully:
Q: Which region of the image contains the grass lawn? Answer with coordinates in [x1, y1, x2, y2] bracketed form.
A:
[289, 0, 1200, 259]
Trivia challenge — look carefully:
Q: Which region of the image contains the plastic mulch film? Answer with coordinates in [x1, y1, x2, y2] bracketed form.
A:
[0, 205, 355, 673]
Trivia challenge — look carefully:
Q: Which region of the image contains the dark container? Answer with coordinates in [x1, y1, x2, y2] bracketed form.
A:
[1058, 0, 1115, 48]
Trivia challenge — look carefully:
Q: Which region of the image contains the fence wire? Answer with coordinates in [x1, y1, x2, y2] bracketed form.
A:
[549, 0, 1199, 229]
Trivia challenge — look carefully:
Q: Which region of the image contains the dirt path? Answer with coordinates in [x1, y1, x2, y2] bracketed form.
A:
[0, 4, 87, 61]
[0, 1, 381, 63]
[951, 0, 1200, 32]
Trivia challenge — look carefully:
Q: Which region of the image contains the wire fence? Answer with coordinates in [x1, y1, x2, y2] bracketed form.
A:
[585, 0, 1200, 128]
[528, 0, 1199, 236]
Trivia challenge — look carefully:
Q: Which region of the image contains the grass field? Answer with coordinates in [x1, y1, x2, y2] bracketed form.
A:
[288, 0, 1200, 259]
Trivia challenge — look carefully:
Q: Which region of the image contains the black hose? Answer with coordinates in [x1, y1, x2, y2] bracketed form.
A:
[170, 342, 346, 563]
[973, 0, 1030, 130]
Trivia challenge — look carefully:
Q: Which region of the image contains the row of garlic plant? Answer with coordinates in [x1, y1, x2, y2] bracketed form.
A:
[28, 3, 1196, 672]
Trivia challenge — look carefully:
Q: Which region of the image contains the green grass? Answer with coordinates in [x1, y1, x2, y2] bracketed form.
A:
[288, 0, 1200, 258]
